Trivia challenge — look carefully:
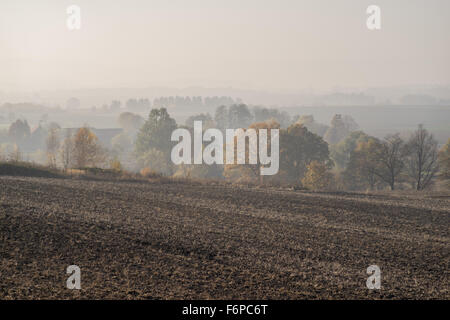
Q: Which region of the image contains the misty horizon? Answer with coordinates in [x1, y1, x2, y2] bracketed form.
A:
[1, 0, 450, 92]
[0, 0, 449, 305]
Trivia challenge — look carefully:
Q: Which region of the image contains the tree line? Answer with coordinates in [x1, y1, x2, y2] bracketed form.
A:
[128, 107, 450, 191]
[1, 105, 449, 192]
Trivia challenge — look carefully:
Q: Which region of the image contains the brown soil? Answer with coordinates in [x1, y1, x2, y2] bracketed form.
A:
[0, 176, 448, 299]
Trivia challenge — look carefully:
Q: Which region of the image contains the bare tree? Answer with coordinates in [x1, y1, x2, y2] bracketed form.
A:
[46, 128, 60, 168]
[60, 129, 73, 171]
[439, 139, 450, 189]
[373, 134, 407, 190]
[8, 144, 22, 162]
[405, 124, 439, 190]
[0, 146, 5, 162]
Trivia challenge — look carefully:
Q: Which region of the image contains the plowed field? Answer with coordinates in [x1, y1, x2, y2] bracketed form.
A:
[0, 176, 448, 299]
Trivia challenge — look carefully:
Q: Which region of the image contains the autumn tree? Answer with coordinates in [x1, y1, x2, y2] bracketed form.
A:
[137, 148, 173, 176]
[294, 115, 328, 137]
[223, 119, 280, 183]
[110, 158, 123, 172]
[343, 138, 381, 190]
[301, 160, 335, 191]
[405, 125, 439, 190]
[72, 127, 105, 168]
[279, 123, 331, 183]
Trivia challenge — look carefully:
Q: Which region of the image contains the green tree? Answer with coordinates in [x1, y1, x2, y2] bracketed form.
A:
[117, 112, 144, 133]
[8, 119, 30, 142]
[185, 113, 214, 129]
[112, 132, 132, 155]
[110, 100, 122, 112]
[253, 107, 291, 128]
[279, 123, 331, 182]
[331, 131, 370, 170]
[229, 104, 253, 129]
[135, 108, 177, 173]
[324, 114, 349, 145]
[214, 105, 228, 130]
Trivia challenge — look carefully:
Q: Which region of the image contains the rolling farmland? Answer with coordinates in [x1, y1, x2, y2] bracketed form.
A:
[0, 176, 449, 299]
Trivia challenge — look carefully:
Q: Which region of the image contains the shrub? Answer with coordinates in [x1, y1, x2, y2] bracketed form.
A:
[0, 162, 61, 178]
[110, 159, 123, 172]
[140, 167, 161, 178]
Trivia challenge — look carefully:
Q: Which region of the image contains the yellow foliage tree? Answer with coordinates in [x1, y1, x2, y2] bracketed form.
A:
[72, 127, 105, 168]
[343, 138, 380, 190]
[301, 160, 335, 191]
[223, 119, 280, 183]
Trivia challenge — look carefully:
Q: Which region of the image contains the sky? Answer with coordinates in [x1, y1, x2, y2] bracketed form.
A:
[0, 0, 449, 92]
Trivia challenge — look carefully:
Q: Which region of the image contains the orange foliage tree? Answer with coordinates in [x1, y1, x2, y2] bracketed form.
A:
[72, 127, 105, 168]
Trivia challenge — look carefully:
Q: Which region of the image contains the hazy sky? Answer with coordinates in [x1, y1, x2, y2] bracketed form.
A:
[1, 0, 449, 92]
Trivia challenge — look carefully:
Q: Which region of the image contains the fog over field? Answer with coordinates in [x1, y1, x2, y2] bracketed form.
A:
[1, 0, 449, 146]
[2, 0, 450, 91]
[0, 0, 449, 303]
